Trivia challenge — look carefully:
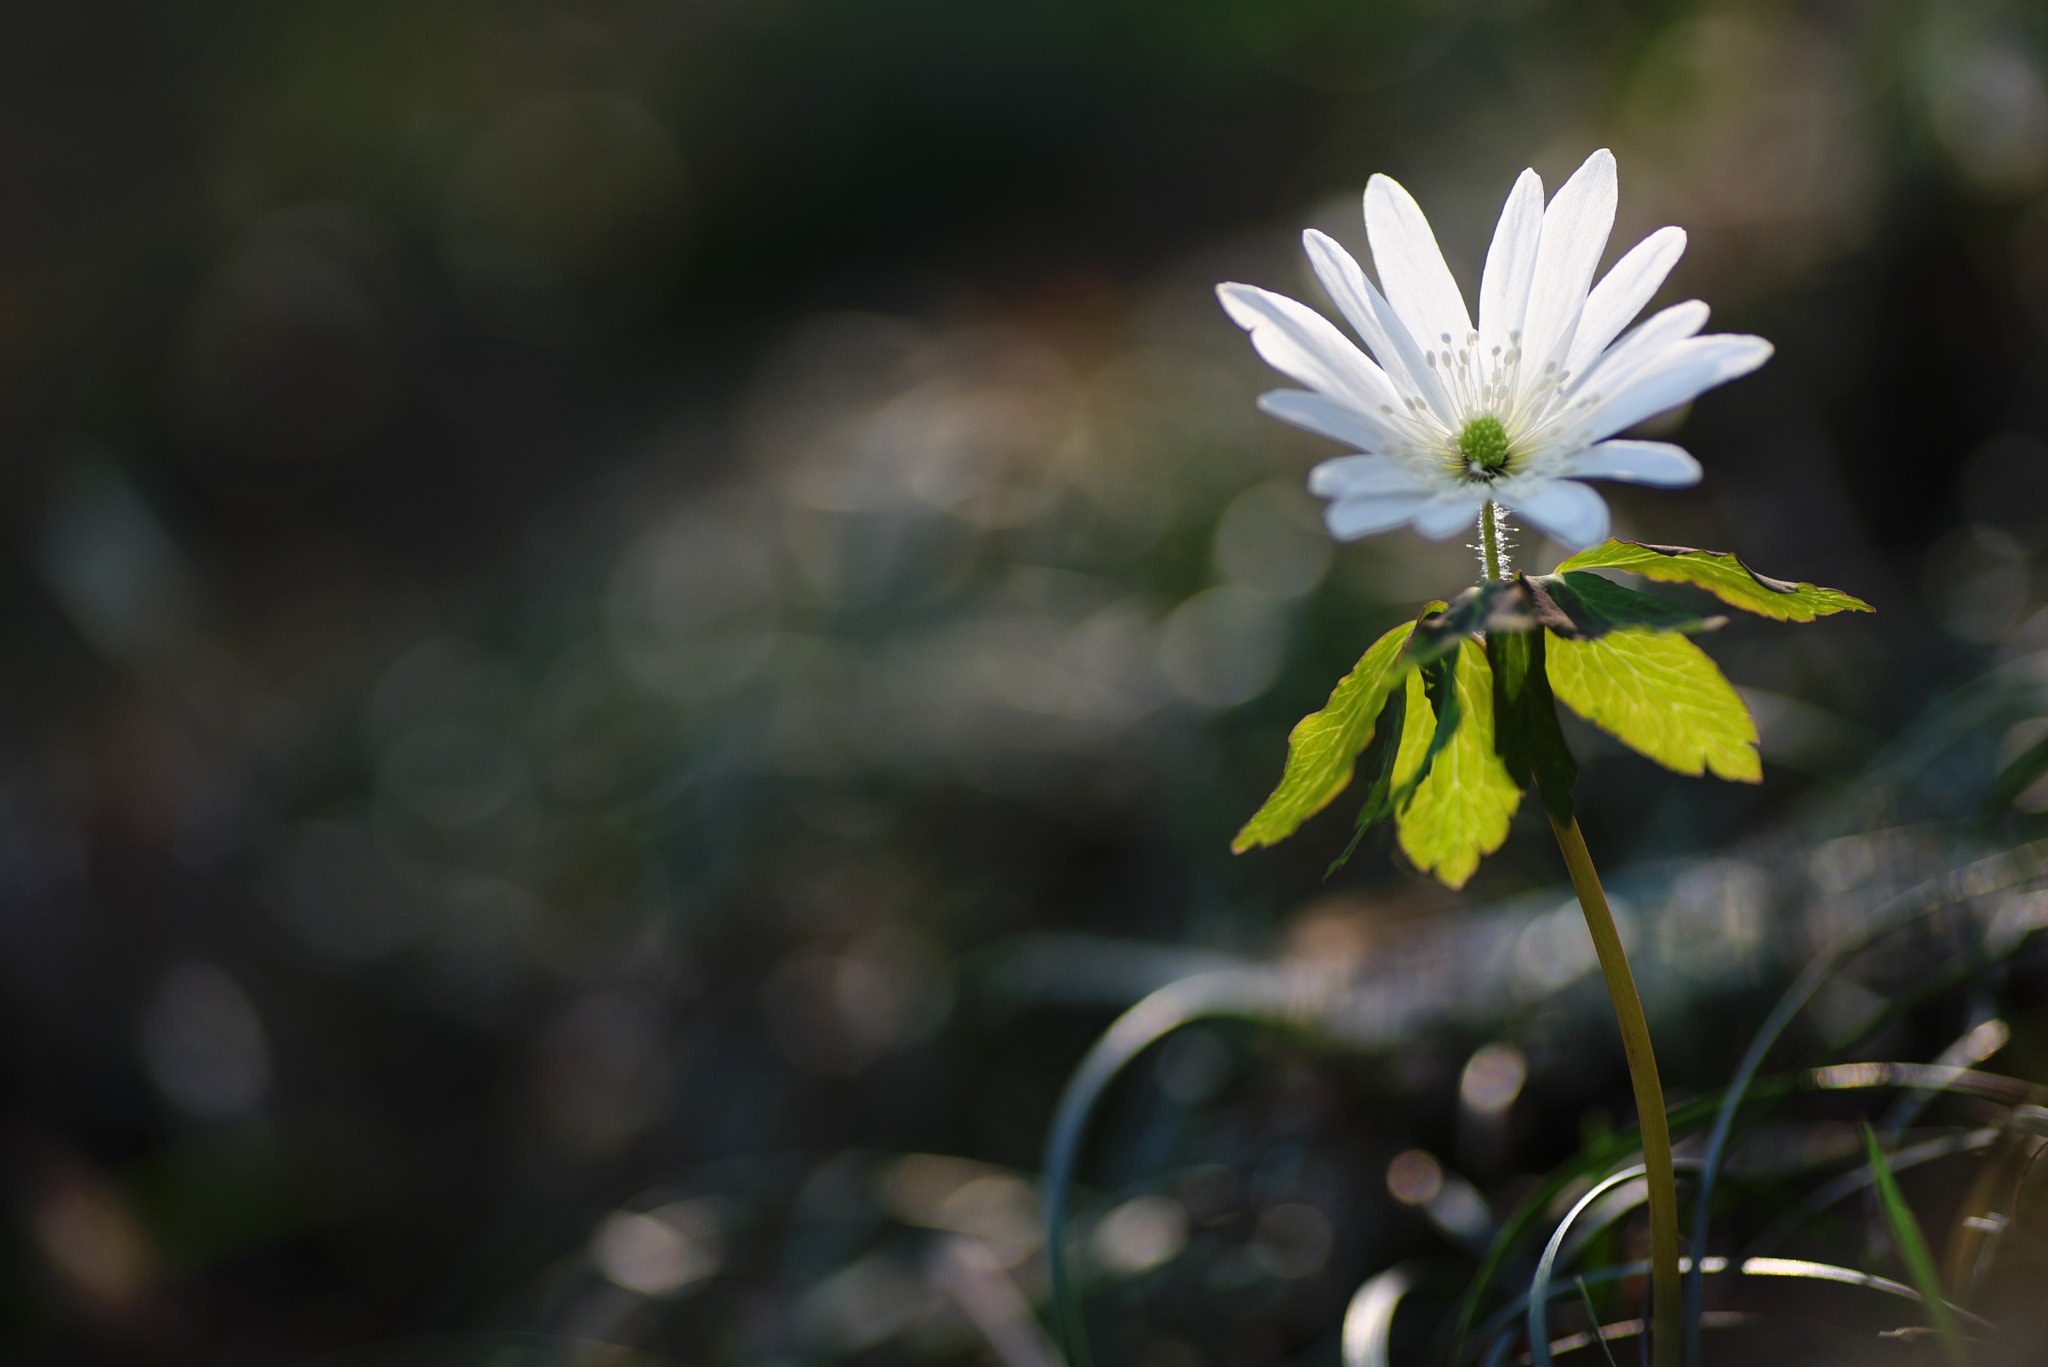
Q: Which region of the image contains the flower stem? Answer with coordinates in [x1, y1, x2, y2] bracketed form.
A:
[1480, 503, 1503, 581]
[1547, 812, 1681, 1367]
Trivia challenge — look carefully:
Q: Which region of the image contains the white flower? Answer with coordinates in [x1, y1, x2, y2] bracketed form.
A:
[1216, 149, 1772, 551]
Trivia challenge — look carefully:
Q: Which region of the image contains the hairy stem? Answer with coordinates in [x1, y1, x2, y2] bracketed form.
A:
[1548, 812, 1681, 1367]
[1480, 503, 1503, 581]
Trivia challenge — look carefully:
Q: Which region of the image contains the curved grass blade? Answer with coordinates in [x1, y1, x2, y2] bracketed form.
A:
[1738, 1256, 1991, 1329]
[1477, 1256, 1991, 1367]
[1680, 855, 2035, 1367]
[1862, 1123, 1971, 1367]
[1981, 732, 2048, 822]
[1884, 1020, 2012, 1141]
[1459, 1006, 2033, 1363]
[1470, 1258, 1729, 1361]
[1448, 1090, 1767, 1365]
[1039, 972, 1308, 1367]
[1529, 1166, 1657, 1367]
[1575, 1277, 1621, 1367]
[1810, 1063, 2046, 1108]
[1746, 1129, 2001, 1257]
[1342, 1264, 1419, 1367]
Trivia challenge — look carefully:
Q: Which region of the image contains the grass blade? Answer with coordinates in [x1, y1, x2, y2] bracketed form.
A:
[1861, 1122, 1970, 1367]
[1575, 1276, 1621, 1367]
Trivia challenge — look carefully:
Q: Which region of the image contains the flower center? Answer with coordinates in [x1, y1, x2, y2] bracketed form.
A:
[1456, 414, 1512, 479]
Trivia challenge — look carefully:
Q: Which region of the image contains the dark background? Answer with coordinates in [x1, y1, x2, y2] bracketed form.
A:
[4, 0, 2048, 1364]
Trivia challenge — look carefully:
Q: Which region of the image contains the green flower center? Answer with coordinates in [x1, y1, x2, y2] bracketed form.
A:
[1457, 415, 1512, 476]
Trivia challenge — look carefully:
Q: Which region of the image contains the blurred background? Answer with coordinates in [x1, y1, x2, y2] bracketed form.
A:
[7, 0, 2048, 1363]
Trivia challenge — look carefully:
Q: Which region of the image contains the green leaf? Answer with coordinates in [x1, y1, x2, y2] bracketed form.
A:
[1396, 654, 1465, 806]
[1388, 666, 1437, 791]
[1861, 1123, 1971, 1367]
[1324, 687, 1408, 876]
[1408, 581, 1528, 660]
[1488, 626, 1576, 821]
[1232, 616, 1420, 852]
[1326, 651, 1465, 875]
[1413, 572, 1720, 648]
[1552, 540, 1873, 621]
[1394, 639, 1523, 889]
[1525, 571, 1725, 638]
[1545, 628, 1761, 782]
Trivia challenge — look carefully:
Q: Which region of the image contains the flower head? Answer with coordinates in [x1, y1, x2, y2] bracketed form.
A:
[1217, 150, 1772, 550]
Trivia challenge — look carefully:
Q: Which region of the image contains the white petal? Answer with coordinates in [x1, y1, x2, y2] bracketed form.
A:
[1217, 283, 1404, 414]
[1364, 173, 1473, 355]
[1564, 226, 1687, 381]
[1563, 440, 1702, 487]
[1301, 231, 1383, 345]
[1579, 335, 1774, 442]
[1412, 492, 1489, 540]
[1361, 269, 1462, 429]
[1326, 493, 1431, 541]
[1569, 299, 1710, 399]
[1498, 478, 1611, 549]
[1478, 168, 1544, 358]
[1519, 149, 1617, 379]
[1302, 230, 1453, 419]
[1308, 454, 1433, 499]
[1257, 389, 1408, 452]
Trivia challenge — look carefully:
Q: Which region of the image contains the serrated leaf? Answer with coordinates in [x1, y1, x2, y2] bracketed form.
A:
[1232, 618, 1419, 852]
[1388, 667, 1437, 794]
[1324, 686, 1409, 877]
[1327, 652, 1463, 876]
[1412, 573, 1719, 649]
[1394, 639, 1523, 889]
[1408, 581, 1526, 659]
[1545, 627, 1761, 782]
[1488, 627, 1576, 820]
[1525, 571, 1725, 638]
[1552, 540, 1873, 621]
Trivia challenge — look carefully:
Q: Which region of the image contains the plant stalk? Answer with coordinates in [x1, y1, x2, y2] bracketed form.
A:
[1480, 502, 1504, 581]
[1548, 812, 1682, 1367]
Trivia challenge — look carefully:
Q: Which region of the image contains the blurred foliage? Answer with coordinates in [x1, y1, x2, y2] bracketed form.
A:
[6, 0, 2048, 1364]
